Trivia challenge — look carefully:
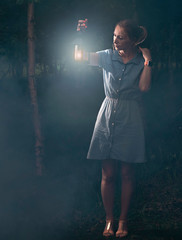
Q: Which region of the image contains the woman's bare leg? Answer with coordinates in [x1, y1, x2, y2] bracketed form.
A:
[116, 162, 135, 237]
[101, 159, 116, 221]
[101, 159, 116, 236]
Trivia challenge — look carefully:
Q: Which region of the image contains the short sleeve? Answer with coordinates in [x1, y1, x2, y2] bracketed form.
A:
[96, 49, 112, 69]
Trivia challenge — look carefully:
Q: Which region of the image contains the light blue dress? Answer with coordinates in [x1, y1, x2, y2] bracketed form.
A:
[87, 49, 146, 163]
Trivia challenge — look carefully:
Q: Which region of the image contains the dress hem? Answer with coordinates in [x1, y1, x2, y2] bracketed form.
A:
[87, 156, 146, 163]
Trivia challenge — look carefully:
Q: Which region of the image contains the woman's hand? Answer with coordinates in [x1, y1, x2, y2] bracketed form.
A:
[139, 47, 152, 61]
[77, 19, 88, 32]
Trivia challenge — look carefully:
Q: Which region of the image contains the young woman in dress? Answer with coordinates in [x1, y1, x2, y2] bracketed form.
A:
[76, 19, 152, 238]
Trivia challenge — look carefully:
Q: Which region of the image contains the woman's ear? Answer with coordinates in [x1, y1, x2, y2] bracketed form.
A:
[135, 26, 148, 46]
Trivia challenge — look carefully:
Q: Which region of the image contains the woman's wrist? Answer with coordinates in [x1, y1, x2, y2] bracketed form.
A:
[144, 57, 152, 61]
[144, 59, 153, 67]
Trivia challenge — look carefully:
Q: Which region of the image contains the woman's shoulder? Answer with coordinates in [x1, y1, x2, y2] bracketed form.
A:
[96, 49, 113, 55]
[95, 49, 113, 68]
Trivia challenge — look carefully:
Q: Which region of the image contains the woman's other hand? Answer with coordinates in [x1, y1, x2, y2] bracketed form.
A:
[139, 47, 152, 61]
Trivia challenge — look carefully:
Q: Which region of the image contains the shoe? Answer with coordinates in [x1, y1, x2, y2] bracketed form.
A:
[103, 219, 114, 237]
[116, 220, 128, 238]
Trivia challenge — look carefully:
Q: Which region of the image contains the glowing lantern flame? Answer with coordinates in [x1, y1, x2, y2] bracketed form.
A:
[74, 45, 83, 61]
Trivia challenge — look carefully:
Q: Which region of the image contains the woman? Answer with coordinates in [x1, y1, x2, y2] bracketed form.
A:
[76, 19, 152, 238]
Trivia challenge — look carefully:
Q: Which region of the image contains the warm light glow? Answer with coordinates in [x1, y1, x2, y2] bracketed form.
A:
[74, 45, 83, 61]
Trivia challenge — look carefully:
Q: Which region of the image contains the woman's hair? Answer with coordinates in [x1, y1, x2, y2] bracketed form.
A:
[116, 19, 147, 45]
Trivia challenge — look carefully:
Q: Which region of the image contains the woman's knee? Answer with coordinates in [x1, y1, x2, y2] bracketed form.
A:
[102, 172, 115, 184]
[121, 163, 134, 181]
[102, 159, 116, 184]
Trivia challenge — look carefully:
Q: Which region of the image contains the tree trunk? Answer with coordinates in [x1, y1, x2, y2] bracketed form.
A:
[28, 2, 44, 176]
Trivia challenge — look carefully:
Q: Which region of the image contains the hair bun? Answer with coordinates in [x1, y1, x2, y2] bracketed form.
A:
[135, 26, 148, 45]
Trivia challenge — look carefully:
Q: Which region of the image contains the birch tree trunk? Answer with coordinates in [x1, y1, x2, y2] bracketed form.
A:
[28, 2, 44, 176]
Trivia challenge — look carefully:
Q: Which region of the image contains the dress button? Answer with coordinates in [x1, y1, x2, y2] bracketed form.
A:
[119, 78, 121, 80]
[122, 69, 125, 71]
[114, 110, 116, 113]
[116, 90, 119, 92]
[112, 123, 114, 126]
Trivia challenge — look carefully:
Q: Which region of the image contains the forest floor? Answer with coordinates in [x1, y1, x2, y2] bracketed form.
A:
[67, 170, 182, 240]
[1, 157, 181, 240]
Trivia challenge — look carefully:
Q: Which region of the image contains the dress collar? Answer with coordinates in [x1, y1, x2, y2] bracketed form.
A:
[112, 50, 142, 65]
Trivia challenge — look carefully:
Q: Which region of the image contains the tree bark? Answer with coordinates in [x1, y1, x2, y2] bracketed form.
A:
[28, 2, 44, 176]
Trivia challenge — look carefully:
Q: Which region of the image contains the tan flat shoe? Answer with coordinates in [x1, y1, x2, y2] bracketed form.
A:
[116, 220, 128, 238]
[103, 219, 114, 237]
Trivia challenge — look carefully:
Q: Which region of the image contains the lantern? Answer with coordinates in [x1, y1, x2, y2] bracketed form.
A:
[74, 19, 88, 61]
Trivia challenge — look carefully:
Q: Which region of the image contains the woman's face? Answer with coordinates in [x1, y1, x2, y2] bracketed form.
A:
[113, 25, 134, 51]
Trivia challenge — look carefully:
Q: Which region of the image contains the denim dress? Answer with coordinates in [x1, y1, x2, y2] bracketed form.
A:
[87, 49, 146, 163]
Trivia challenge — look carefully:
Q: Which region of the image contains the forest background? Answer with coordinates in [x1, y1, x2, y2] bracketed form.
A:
[0, 0, 182, 239]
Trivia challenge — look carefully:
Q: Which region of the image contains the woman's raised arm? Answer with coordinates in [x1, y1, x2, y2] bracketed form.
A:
[138, 47, 152, 92]
[74, 47, 99, 66]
